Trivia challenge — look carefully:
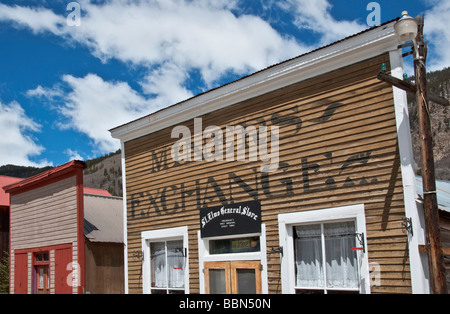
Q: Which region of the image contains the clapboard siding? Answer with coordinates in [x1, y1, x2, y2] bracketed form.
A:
[10, 176, 78, 251]
[124, 54, 411, 294]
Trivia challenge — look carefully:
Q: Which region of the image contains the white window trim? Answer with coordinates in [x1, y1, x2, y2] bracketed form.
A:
[141, 226, 189, 294]
[278, 204, 370, 294]
[198, 224, 268, 294]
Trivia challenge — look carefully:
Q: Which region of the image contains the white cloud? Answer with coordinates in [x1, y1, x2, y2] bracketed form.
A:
[64, 148, 84, 161]
[0, 3, 66, 35]
[0, 0, 306, 88]
[0, 100, 51, 167]
[140, 63, 194, 107]
[70, 0, 305, 86]
[279, 0, 366, 45]
[424, 0, 450, 71]
[2, 0, 309, 155]
[57, 74, 152, 154]
[26, 85, 63, 100]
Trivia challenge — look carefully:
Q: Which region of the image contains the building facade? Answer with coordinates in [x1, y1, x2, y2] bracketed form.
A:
[4, 161, 124, 294]
[110, 20, 430, 294]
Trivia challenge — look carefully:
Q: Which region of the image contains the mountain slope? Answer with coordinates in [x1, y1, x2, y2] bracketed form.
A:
[407, 67, 450, 180]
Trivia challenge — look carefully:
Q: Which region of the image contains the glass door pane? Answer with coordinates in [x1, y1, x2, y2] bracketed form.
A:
[231, 261, 262, 294]
[205, 262, 231, 294]
[236, 269, 256, 294]
[209, 269, 227, 294]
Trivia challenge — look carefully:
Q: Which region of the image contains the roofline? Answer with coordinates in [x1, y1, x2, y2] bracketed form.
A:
[3, 160, 86, 194]
[83, 192, 123, 200]
[110, 19, 401, 143]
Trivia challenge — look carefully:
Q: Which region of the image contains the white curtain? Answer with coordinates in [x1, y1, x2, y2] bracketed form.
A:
[151, 242, 166, 288]
[167, 240, 185, 288]
[151, 241, 185, 289]
[294, 221, 358, 290]
[324, 222, 358, 289]
[294, 224, 324, 288]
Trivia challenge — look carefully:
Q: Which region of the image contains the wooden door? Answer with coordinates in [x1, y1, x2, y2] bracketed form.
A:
[204, 262, 232, 294]
[14, 253, 28, 294]
[35, 265, 49, 294]
[204, 261, 262, 294]
[231, 261, 262, 294]
[54, 246, 73, 294]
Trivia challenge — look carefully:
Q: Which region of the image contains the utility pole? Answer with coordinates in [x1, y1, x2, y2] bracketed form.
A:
[414, 15, 448, 294]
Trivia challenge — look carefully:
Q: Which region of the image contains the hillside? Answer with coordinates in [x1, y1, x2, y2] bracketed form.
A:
[0, 151, 123, 197]
[83, 151, 123, 197]
[0, 68, 448, 193]
[407, 67, 450, 180]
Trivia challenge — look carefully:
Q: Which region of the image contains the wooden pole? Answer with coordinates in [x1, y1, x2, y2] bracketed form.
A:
[376, 71, 449, 107]
[414, 15, 448, 294]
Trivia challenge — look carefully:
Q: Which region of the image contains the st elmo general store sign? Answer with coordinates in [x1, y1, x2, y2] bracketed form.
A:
[200, 201, 261, 238]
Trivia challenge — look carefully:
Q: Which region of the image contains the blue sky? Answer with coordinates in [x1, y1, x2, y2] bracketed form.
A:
[0, 0, 448, 167]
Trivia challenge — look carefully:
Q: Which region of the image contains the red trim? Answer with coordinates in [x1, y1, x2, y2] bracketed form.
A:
[14, 244, 72, 255]
[3, 161, 86, 195]
[76, 170, 85, 294]
[12, 244, 73, 294]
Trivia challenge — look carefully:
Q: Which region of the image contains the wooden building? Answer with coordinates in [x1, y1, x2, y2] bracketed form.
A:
[416, 177, 450, 290]
[110, 20, 432, 294]
[3, 161, 124, 294]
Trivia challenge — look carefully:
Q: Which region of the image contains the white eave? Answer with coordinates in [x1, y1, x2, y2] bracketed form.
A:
[110, 20, 400, 143]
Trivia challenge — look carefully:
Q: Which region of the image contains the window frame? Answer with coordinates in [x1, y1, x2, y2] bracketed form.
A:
[141, 227, 189, 294]
[293, 220, 359, 293]
[198, 224, 268, 294]
[33, 251, 50, 293]
[278, 204, 370, 294]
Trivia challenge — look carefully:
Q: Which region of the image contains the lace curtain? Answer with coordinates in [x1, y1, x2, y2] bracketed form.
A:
[151, 240, 185, 289]
[294, 221, 358, 290]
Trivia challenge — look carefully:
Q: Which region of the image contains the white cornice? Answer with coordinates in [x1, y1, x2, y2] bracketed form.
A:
[110, 21, 399, 143]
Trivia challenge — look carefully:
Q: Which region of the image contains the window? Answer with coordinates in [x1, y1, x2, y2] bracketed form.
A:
[141, 227, 189, 294]
[293, 221, 359, 294]
[278, 204, 370, 294]
[33, 251, 50, 294]
[150, 240, 185, 294]
[35, 252, 49, 262]
[209, 237, 260, 255]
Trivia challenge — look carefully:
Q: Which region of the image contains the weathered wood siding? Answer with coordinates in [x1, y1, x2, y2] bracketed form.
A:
[10, 176, 78, 250]
[440, 212, 450, 291]
[9, 176, 79, 293]
[124, 54, 411, 294]
[84, 241, 125, 294]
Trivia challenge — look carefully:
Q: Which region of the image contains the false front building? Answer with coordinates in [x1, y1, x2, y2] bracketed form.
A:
[4, 161, 124, 294]
[110, 20, 430, 294]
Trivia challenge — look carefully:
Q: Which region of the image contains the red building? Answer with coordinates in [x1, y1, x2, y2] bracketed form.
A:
[3, 161, 124, 294]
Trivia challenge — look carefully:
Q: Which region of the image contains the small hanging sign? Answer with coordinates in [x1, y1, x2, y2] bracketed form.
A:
[200, 201, 261, 238]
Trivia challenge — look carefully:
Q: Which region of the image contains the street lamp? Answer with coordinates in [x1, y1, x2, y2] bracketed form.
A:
[394, 11, 418, 42]
[394, 11, 448, 294]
